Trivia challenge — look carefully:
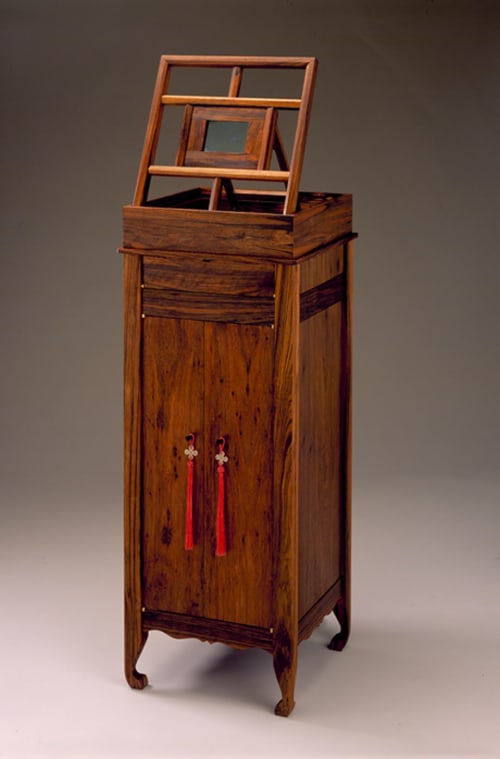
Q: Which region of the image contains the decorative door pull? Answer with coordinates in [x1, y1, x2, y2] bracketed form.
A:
[184, 433, 198, 550]
[215, 437, 228, 556]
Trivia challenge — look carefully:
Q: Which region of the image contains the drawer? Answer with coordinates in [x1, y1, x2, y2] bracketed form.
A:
[142, 253, 275, 297]
[141, 253, 276, 325]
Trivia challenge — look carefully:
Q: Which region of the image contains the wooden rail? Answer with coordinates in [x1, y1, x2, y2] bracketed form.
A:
[148, 165, 290, 182]
[161, 95, 301, 109]
[158, 55, 316, 68]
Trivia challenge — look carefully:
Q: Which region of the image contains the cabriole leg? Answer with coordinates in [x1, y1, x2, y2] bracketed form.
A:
[328, 597, 349, 652]
[125, 628, 149, 689]
[272, 628, 297, 717]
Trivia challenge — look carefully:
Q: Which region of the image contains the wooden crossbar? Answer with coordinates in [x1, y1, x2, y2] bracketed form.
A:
[159, 55, 316, 68]
[161, 95, 301, 109]
[148, 165, 290, 182]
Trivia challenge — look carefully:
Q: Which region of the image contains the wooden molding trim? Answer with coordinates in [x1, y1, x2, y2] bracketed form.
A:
[143, 610, 274, 651]
[298, 580, 342, 642]
[142, 287, 275, 325]
[300, 272, 346, 321]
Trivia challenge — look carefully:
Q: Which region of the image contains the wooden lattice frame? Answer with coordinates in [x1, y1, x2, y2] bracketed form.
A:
[132, 55, 318, 214]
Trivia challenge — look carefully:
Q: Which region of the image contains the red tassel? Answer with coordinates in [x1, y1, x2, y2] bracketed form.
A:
[185, 459, 194, 550]
[184, 434, 198, 550]
[215, 437, 228, 557]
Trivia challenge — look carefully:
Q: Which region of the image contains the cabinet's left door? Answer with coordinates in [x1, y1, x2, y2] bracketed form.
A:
[141, 316, 206, 617]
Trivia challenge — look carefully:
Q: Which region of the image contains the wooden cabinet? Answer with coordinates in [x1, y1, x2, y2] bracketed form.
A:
[122, 55, 355, 716]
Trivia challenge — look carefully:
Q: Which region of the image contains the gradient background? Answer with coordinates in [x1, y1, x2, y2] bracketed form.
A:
[1, 1, 499, 757]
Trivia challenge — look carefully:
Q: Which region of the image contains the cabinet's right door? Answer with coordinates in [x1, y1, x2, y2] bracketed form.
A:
[201, 321, 275, 629]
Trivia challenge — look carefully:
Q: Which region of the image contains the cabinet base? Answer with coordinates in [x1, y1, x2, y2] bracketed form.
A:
[126, 587, 349, 715]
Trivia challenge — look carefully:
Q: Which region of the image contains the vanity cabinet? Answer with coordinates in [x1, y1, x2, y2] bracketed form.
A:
[122, 55, 354, 716]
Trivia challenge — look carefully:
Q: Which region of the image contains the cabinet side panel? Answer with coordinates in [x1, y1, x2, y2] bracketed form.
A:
[202, 322, 275, 628]
[299, 302, 343, 618]
[141, 317, 206, 617]
[299, 241, 344, 293]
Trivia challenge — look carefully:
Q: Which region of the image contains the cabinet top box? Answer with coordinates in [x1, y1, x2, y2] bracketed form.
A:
[122, 190, 352, 260]
[121, 55, 352, 259]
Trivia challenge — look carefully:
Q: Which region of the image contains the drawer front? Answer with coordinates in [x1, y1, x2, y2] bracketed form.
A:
[143, 253, 275, 296]
[142, 253, 276, 325]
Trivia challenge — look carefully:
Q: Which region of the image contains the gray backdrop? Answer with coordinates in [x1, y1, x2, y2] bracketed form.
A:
[1, 0, 498, 502]
[1, 2, 500, 754]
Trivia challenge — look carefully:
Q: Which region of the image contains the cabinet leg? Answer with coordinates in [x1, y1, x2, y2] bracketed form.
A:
[328, 597, 350, 651]
[272, 628, 297, 717]
[125, 629, 149, 689]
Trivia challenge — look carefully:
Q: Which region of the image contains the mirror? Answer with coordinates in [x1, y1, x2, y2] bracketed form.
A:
[203, 120, 249, 153]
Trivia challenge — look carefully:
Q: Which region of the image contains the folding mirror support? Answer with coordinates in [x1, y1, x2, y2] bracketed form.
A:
[121, 55, 356, 716]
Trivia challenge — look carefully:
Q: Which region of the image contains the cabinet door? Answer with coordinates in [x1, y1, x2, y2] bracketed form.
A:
[141, 316, 274, 629]
[141, 317, 205, 617]
[201, 321, 274, 628]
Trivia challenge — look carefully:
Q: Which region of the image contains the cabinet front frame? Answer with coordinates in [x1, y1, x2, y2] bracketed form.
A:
[128, 250, 282, 634]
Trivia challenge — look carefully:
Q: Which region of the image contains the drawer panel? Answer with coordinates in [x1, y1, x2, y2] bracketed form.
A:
[143, 253, 275, 297]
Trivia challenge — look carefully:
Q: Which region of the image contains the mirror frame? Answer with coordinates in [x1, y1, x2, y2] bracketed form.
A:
[176, 105, 277, 170]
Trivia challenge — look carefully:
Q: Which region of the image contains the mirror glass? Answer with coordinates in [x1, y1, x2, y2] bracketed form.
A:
[204, 120, 249, 153]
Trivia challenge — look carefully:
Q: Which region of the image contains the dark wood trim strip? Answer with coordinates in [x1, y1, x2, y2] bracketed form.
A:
[298, 579, 342, 642]
[300, 272, 346, 322]
[142, 287, 275, 324]
[143, 610, 274, 651]
[119, 234, 356, 266]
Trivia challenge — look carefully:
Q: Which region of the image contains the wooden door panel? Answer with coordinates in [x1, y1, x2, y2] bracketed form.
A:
[142, 316, 275, 628]
[202, 322, 275, 628]
[141, 317, 205, 616]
